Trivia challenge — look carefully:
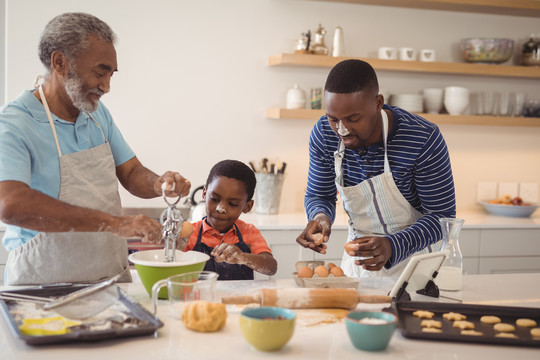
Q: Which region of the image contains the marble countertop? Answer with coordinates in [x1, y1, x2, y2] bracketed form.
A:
[1, 272, 539, 359]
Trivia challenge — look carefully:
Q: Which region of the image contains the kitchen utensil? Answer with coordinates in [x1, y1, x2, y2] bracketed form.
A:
[128, 249, 209, 298]
[460, 38, 514, 64]
[254, 173, 285, 214]
[221, 288, 392, 309]
[160, 183, 184, 262]
[239, 307, 296, 352]
[0, 274, 121, 320]
[345, 311, 397, 351]
[151, 270, 218, 316]
[437, 218, 464, 291]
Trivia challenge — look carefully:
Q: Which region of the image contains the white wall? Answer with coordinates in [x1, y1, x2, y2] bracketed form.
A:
[4, 0, 540, 214]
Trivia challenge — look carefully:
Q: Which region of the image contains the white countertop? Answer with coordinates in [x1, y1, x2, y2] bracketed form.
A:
[1, 272, 539, 359]
[242, 209, 540, 230]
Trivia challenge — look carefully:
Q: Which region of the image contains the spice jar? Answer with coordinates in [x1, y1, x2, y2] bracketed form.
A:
[521, 34, 540, 66]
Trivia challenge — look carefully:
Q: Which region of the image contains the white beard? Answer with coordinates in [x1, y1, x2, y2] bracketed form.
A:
[64, 69, 103, 113]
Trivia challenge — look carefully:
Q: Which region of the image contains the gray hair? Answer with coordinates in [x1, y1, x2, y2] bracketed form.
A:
[38, 12, 116, 70]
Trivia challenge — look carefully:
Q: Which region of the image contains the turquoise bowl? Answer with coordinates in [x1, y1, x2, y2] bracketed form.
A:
[345, 311, 397, 351]
[240, 307, 296, 351]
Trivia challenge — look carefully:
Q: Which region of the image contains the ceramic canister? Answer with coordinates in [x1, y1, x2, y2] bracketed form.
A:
[286, 84, 306, 109]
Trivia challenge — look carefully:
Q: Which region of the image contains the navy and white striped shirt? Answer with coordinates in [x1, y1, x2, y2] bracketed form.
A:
[305, 105, 456, 268]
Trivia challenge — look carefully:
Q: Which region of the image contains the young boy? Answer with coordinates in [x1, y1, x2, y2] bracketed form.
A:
[183, 160, 277, 280]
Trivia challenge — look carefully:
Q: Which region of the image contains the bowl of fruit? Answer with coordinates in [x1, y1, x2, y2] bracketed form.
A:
[479, 195, 538, 218]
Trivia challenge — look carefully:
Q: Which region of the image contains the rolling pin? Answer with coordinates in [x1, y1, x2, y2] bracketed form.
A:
[221, 288, 392, 309]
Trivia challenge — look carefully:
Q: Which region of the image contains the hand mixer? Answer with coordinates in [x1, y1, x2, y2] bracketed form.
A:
[160, 183, 184, 262]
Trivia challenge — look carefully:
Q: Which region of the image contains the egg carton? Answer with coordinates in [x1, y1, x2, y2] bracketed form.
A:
[292, 261, 360, 289]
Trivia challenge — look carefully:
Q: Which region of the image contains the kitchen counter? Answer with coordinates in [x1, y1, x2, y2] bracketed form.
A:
[1, 272, 539, 359]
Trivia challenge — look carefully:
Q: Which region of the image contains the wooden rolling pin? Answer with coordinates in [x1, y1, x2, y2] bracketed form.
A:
[221, 288, 392, 309]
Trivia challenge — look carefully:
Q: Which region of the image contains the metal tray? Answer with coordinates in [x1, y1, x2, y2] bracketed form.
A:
[395, 301, 540, 348]
[0, 285, 163, 346]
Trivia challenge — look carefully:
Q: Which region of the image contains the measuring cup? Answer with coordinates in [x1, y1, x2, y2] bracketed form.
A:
[151, 271, 218, 317]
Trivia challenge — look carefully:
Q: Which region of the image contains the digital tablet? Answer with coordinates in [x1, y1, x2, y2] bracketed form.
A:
[388, 250, 449, 299]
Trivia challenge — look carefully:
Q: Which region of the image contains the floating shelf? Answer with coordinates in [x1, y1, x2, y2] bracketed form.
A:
[265, 108, 540, 127]
[268, 53, 540, 79]
[308, 0, 540, 17]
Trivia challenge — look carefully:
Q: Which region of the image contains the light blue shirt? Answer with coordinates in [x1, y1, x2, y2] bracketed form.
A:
[0, 90, 136, 251]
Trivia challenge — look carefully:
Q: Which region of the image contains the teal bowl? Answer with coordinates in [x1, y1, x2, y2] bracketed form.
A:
[240, 307, 296, 351]
[345, 311, 397, 351]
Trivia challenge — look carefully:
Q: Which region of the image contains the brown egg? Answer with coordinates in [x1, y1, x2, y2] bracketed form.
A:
[179, 221, 194, 238]
[313, 265, 330, 278]
[313, 233, 324, 245]
[297, 266, 314, 278]
[327, 262, 336, 269]
[330, 266, 345, 277]
[344, 242, 358, 254]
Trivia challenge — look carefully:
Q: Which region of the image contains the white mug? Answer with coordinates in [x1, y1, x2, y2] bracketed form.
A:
[420, 49, 436, 62]
[399, 47, 416, 61]
[378, 47, 397, 60]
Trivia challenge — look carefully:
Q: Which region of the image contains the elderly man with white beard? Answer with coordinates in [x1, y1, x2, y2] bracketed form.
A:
[0, 13, 191, 285]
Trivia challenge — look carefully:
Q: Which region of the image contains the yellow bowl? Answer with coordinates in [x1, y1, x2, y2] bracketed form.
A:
[239, 307, 296, 351]
[128, 250, 209, 298]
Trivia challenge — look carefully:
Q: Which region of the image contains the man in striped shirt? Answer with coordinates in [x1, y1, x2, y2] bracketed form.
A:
[296, 59, 456, 277]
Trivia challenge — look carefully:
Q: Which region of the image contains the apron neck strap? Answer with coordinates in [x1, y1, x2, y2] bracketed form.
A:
[381, 109, 391, 173]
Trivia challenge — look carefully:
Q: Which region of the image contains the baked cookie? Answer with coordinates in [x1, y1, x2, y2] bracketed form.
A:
[480, 315, 501, 324]
[516, 318, 537, 328]
[461, 330, 483, 336]
[421, 319, 442, 329]
[422, 327, 442, 333]
[493, 323, 515, 333]
[443, 312, 467, 321]
[530, 328, 540, 338]
[181, 301, 227, 332]
[495, 332, 518, 339]
[453, 320, 475, 330]
[413, 310, 435, 319]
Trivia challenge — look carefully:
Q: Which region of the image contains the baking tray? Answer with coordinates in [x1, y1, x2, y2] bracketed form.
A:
[395, 301, 540, 348]
[0, 285, 163, 346]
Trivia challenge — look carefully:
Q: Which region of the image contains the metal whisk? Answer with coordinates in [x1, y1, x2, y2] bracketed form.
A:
[159, 184, 184, 262]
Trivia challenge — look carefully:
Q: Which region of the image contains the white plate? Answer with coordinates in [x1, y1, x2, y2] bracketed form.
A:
[479, 201, 539, 218]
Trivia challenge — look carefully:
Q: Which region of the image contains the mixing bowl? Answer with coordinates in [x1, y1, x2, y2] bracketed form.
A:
[128, 249, 209, 298]
[239, 307, 296, 351]
[345, 311, 397, 351]
[460, 38, 514, 64]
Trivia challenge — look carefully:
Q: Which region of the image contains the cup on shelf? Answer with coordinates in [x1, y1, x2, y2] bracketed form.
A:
[378, 47, 397, 60]
[399, 47, 417, 61]
[513, 93, 526, 117]
[419, 49, 436, 62]
[479, 92, 496, 115]
[422, 88, 444, 114]
[497, 92, 513, 116]
[444, 86, 470, 115]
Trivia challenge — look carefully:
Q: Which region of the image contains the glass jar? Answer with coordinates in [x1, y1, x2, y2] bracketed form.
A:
[436, 218, 465, 291]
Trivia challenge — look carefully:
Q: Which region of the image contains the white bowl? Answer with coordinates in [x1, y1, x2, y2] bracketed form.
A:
[479, 201, 539, 218]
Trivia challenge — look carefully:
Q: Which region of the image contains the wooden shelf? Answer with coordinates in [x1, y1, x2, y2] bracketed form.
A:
[268, 53, 540, 79]
[265, 108, 540, 127]
[308, 0, 540, 17]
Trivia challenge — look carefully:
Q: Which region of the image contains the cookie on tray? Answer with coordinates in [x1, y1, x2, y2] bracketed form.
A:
[443, 312, 467, 321]
[413, 310, 435, 319]
[516, 318, 537, 328]
[421, 319, 442, 329]
[480, 315, 501, 324]
[453, 320, 475, 330]
[494, 323, 515, 333]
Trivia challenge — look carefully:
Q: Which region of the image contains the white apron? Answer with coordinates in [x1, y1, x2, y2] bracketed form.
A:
[5, 85, 131, 285]
[337, 109, 436, 278]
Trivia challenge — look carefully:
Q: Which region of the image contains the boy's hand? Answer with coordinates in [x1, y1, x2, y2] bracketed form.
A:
[211, 243, 246, 265]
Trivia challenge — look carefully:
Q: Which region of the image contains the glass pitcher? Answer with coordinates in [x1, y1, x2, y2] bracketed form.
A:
[436, 217, 465, 291]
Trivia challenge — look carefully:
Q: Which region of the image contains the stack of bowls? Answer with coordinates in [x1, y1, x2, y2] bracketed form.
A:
[444, 86, 470, 115]
[423, 88, 444, 114]
[389, 94, 423, 113]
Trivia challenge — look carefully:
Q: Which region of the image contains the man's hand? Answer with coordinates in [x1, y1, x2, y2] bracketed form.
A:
[296, 213, 332, 254]
[345, 236, 392, 271]
[113, 215, 163, 243]
[155, 171, 191, 197]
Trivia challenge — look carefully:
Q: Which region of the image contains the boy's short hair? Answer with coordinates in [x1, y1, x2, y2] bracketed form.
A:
[324, 59, 379, 95]
[206, 160, 256, 201]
